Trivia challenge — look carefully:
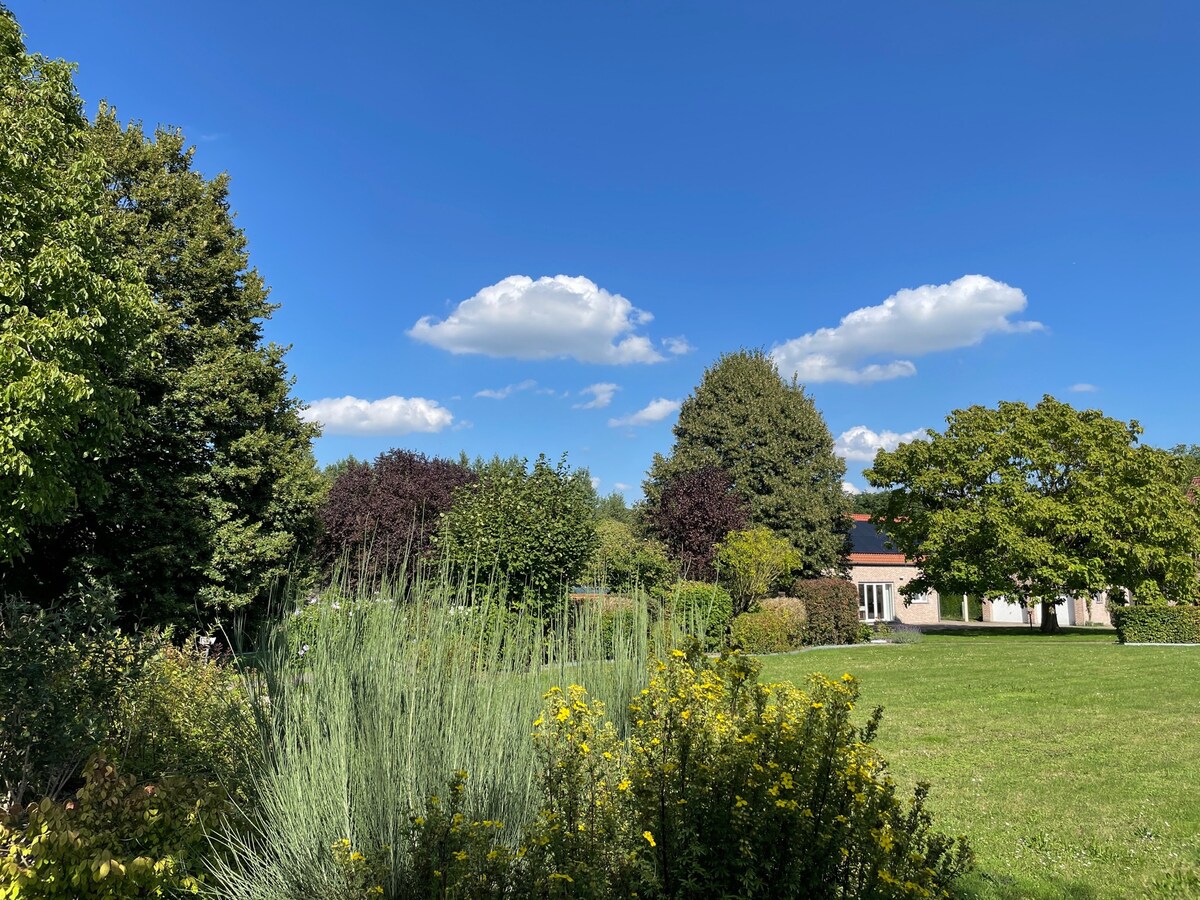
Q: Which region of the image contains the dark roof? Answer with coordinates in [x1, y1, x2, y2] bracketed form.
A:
[849, 514, 903, 558]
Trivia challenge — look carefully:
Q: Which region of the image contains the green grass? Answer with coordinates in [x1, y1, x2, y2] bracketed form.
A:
[761, 631, 1200, 900]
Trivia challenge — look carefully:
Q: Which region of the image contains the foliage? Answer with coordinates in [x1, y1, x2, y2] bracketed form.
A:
[208, 579, 670, 900]
[730, 598, 808, 654]
[849, 490, 899, 517]
[666, 581, 734, 649]
[791, 578, 862, 646]
[867, 395, 1200, 632]
[0, 756, 230, 899]
[595, 491, 634, 526]
[435, 455, 599, 616]
[1111, 605, 1200, 644]
[641, 465, 749, 580]
[0, 594, 142, 815]
[1167, 444, 1200, 490]
[318, 449, 475, 579]
[525, 647, 973, 899]
[645, 350, 849, 578]
[583, 520, 678, 597]
[716, 526, 802, 614]
[113, 642, 259, 802]
[4, 96, 325, 626]
[0, 11, 151, 562]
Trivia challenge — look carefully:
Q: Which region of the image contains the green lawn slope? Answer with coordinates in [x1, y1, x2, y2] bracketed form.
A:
[762, 631, 1200, 899]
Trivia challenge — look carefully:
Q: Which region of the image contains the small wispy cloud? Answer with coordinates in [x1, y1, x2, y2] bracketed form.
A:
[663, 336, 693, 355]
[574, 383, 620, 410]
[302, 395, 454, 435]
[1069, 383, 1098, 393]
[613, 482, 632, 492]
[475, 379, 537, 400]
[608, 398, 681, 428]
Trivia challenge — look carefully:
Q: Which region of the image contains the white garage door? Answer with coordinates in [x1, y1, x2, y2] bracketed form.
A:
[990, 598, 1027, 623]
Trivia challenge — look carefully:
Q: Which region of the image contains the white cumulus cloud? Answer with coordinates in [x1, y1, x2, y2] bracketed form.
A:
[835, 426, 927, 462]
[772, 275, 1042, 384]
[608, 398, 681, 428]
[1069, 383, 1098, 393]
[475, 379, 537, 400]
[409, 275, 670, 364]
[663, 336, 693, 355]
[842, 481, 862, 495]
[303, 396, 454, 435]
[574, 382, 620, 409]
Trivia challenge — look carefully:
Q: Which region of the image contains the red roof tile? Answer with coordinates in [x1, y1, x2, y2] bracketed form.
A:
[849, 552, 911, 565]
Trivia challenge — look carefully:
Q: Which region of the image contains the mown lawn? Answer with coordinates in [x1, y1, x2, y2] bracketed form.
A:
[761, 629, 1200, 899]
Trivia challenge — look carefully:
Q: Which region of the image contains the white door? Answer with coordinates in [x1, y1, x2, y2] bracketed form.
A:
[990, 598, 1027, 624]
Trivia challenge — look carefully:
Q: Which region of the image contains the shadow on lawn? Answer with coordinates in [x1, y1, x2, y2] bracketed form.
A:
[921, 626, 1116, 640]
[954, 870, 1099, 900]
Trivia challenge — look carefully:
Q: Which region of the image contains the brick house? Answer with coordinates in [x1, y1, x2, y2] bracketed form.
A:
[846, 514, 1113, 626]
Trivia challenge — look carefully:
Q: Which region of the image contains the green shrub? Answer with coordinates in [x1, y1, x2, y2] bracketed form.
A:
[668, 581, 733, 649]
[1111, 605, 1200, 644]
[113, 642, 260, 801]
[0, 594, 144, 814]
[730, 598, 807, 654]
[480, 648, 971, 899]
[583, 521, 679, 598]
[792, 578, 861, 646]
[0, 756, 231, 899]
[716, 527, 801, 614]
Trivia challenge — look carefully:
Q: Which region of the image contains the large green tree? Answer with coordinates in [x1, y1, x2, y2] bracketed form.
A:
[5, 106, 324, 626]
[644, 349, 849, 576]
[0, 12, 150, 561]
[867, 396, 1200, 632]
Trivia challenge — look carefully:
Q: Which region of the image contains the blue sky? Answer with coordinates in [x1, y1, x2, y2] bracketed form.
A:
[16, 1, 1199, 495]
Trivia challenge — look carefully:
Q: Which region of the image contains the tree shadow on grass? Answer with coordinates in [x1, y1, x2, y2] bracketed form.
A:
[953, 871, 1098, 900]
[922, 626, 1115, 641]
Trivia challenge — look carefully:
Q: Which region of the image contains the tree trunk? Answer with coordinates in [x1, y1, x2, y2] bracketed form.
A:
[1039, 600, 1060, 634]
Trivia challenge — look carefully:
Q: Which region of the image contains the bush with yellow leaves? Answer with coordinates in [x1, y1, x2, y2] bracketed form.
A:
[0, 756, 232, 899]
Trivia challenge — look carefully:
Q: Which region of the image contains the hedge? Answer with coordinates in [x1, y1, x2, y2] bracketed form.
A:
[792, 578, 860, 646]
[1111, 605, 1200, 644]
[730, 598, 807, 654]
[669, 581, 734, 649]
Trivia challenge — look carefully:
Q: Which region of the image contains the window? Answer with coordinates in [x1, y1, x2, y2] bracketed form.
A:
[910, 589, 932, 604]
[858, 583, 892, 622]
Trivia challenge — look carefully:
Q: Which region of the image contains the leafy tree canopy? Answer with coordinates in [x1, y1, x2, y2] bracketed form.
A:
[716, 526, 802, 614]
[595, 490, 634, 525]
[645, 349, 849, 576]
[435, 454, 599, 617]
[582, 519, 678, 597]
[867, 395, 1200, 631]
[319, 449, 475, 579]
[641, 464, 749, 580]
[4, 101, 324, 626]
[0, 13, 151, 561]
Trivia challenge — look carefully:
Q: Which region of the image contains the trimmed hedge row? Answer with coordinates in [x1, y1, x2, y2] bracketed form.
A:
[731, 579, 862, 654]
[1111, 605, 1200, 644]
[730, 598, 807, 653]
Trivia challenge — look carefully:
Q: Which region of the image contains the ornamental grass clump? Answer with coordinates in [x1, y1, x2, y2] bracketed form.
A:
[210, 571, 663, 900]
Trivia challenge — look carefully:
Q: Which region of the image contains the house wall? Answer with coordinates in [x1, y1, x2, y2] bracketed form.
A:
[848, 563, 941, 625]
[984, 593, 1114, 626]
